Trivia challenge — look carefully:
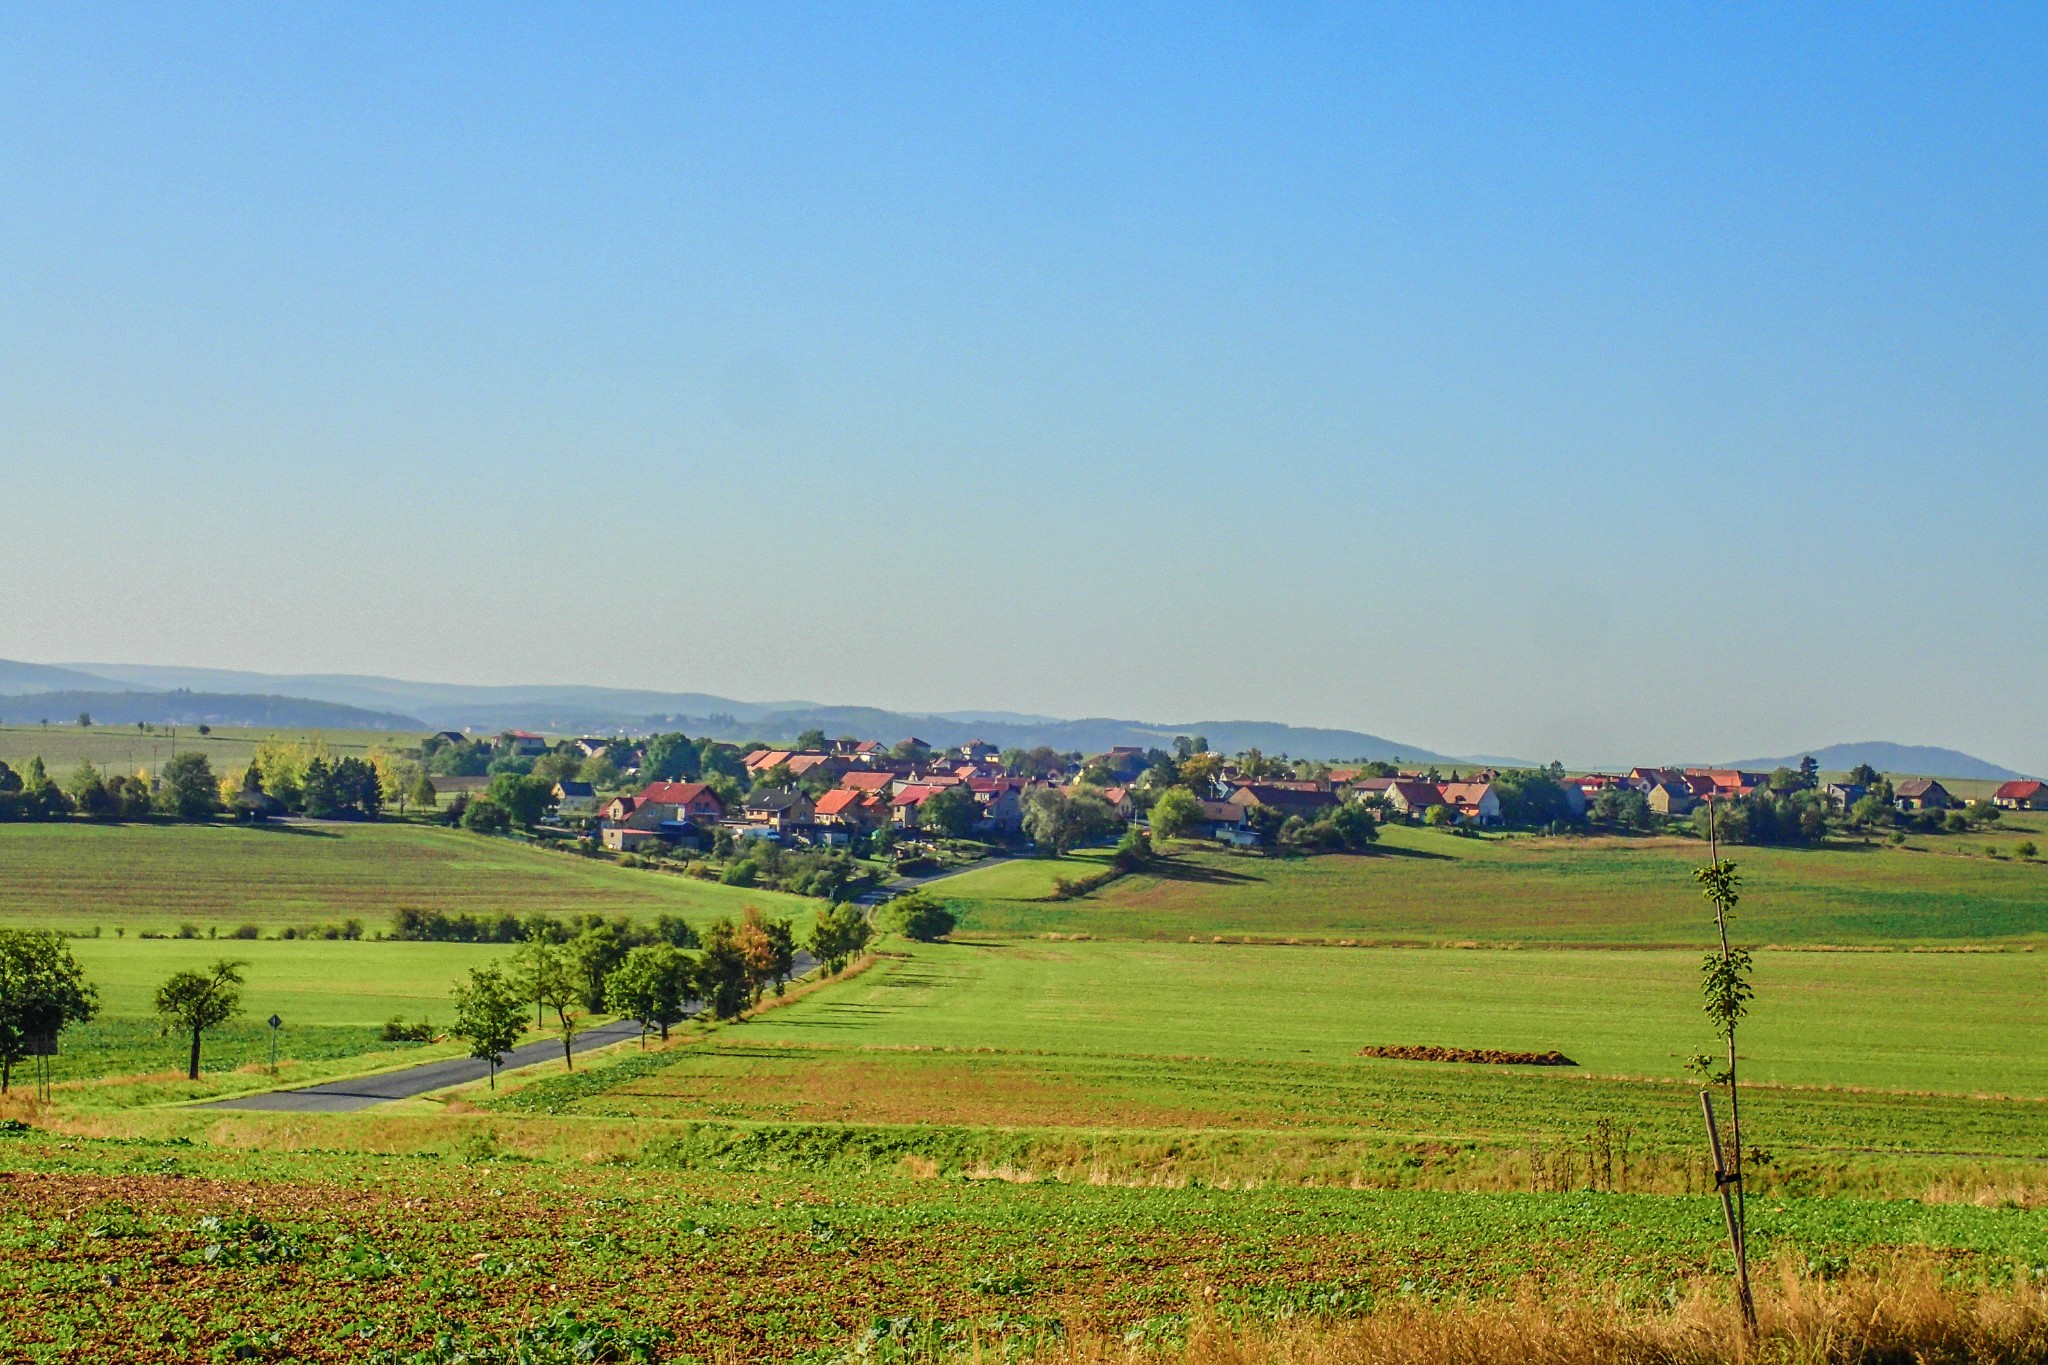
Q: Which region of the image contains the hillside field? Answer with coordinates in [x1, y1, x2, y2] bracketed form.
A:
[938, 823, 2048, 944]
[0, 723, 425, 784]
[0, 821, 807, 932]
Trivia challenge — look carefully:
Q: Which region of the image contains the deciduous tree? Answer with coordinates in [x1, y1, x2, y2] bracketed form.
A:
[0, 930, 99, 1092]
[157, 752, 220, 821]
[805, 903, 872, 973]
[154, 959, 245, 1080]
[1148, 786, 1203, 842]
[603, 944, 696, 1044]
[449, 965, 526, 1088]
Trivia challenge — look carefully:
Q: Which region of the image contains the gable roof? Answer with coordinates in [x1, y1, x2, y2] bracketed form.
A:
[553, 780, 594, 798]
[891, 784, 938, 807]
[1229, 783, 1337, 811]
[814, 788, 867, 816]
[1437, 781, 1493, 805]
[1995, 780, 2045, 800]
[639, 781, 722, 808]
[1895, 778, 1949, 798]
[745, 788, 810, 812]
[1385, 779, 1443, 808]
[839, 771, 894, 791]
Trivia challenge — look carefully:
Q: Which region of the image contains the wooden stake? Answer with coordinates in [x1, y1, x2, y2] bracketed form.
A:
[1701, 1089, 1757, 1330]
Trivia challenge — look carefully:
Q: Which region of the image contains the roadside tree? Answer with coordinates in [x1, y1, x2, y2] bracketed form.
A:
[806, 902, 872, 973]
[154, 959, 246, 1080]
[604, 944, 696, 1044]
[697, 918, 754, 1019]
[449, 965, 527, 1088]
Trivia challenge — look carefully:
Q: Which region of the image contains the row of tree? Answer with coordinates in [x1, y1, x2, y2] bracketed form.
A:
[0, 891, 955, 1090]
[0, 754, 223, 823]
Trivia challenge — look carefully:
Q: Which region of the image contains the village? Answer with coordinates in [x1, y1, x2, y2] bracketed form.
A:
[449, 728, 2048, 857]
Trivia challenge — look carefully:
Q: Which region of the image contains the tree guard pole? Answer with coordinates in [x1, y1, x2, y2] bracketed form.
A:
[1701, 1089, 1756, 1330]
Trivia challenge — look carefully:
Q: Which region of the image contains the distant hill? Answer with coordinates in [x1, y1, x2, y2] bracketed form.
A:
[0, 660, 133, 696]
[0, 690, 424, 731]
[48, 662, 1465, 762]
[1726, 742, 2028, 782]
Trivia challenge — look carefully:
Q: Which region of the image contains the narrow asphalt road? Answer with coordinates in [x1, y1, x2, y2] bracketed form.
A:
[204, 950, 818, 1113]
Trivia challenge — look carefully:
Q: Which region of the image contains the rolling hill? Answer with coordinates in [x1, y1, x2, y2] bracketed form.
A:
[1726, 742, 2029, 782]
[0, 690, 423, 731]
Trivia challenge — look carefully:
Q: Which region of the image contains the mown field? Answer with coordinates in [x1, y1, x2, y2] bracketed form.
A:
[939, 822, 2048, 945]
[1, 1129, 2043, 1364]
[0, 821, 806, 932]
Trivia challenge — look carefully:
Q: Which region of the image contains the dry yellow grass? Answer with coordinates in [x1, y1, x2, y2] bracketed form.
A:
[1023, 1262, 2048, 1365]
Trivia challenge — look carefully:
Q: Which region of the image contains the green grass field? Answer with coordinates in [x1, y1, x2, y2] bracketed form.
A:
[494, 942, 2048, 1163]
[0, 821, 806, 932]
[940, 824, 2048, 945]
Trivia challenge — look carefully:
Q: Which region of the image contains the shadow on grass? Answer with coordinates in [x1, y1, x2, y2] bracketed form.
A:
[1369, 844, 1457, 862]
[1143, 859, 1265, 886]
[246, 821, 345, 838]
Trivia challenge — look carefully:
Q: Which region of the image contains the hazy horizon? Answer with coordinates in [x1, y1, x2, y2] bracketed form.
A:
[5, 6, 2043, 773]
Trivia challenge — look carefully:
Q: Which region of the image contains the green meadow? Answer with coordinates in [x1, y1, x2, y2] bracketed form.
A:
[0, 820, 805, 932]
[501, 941, 2048, 1164]
[940, 823, 2048, 945]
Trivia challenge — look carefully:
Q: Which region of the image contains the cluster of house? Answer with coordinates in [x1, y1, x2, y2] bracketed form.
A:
[583, 738, 1143, 853]
[546, 730, 2047, 853]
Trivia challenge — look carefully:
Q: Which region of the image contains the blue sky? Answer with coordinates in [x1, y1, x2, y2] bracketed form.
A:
[3, 4, 2043, 770]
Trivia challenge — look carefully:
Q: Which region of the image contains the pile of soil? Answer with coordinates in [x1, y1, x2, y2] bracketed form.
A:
[1358, 1044, 1577, 1067]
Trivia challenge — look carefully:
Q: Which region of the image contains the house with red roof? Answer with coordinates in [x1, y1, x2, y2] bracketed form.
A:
[1382, 779, 1444, 817]
[1436, 780, 1501, 827]
[814, 787, 883, 833]
[636, 781, 726, 828]
[1994, 780, 2046, 810]
[964, 777, 1027, 832]
[890, 784, 939, 828]
[502, 729, 550, 757]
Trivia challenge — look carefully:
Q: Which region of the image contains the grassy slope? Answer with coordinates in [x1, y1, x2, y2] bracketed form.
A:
[0, 821, 806, 931]
[942, 821, 2048, 944]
